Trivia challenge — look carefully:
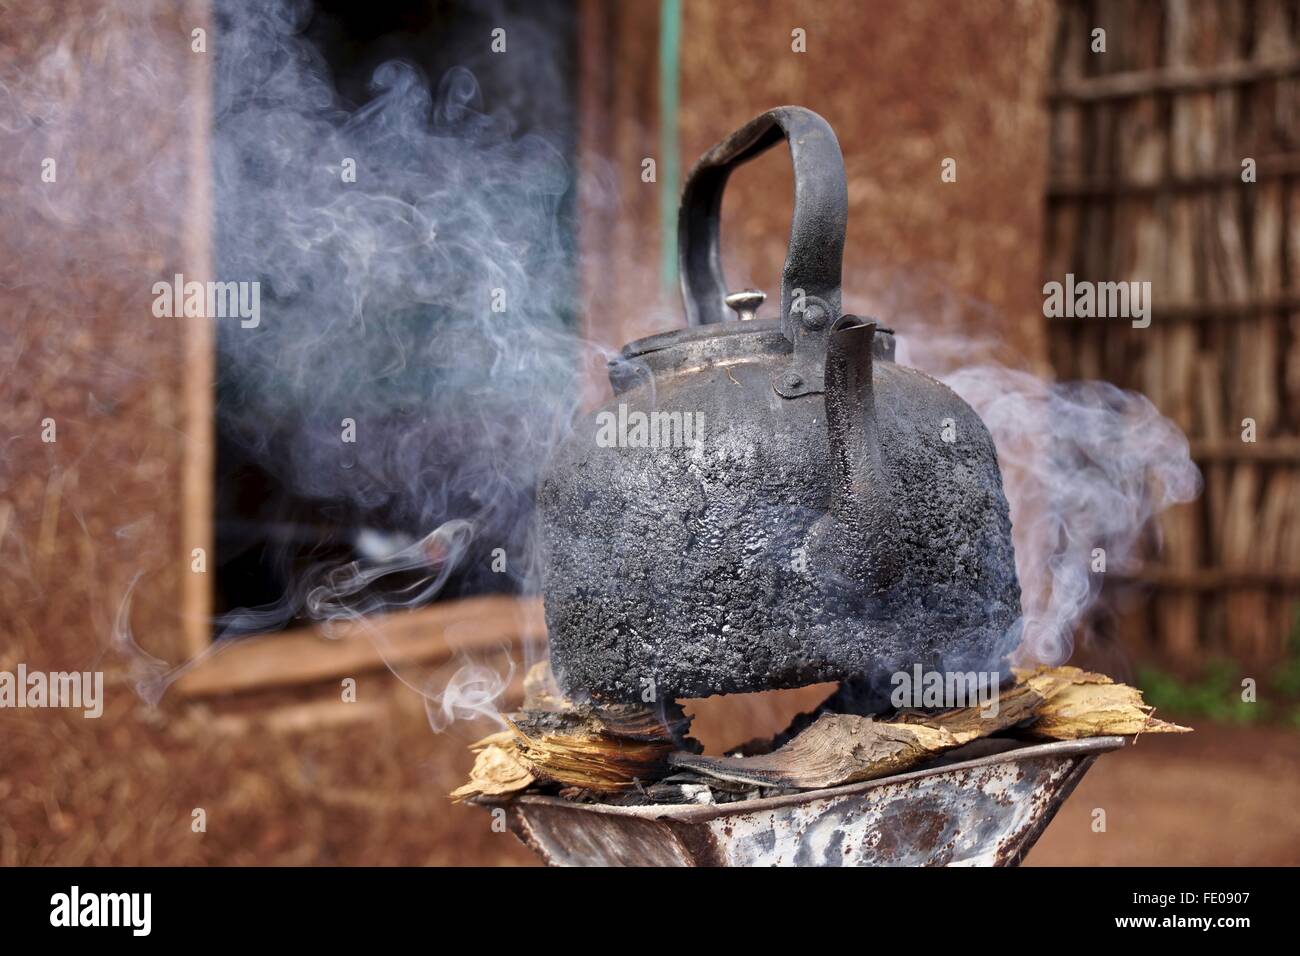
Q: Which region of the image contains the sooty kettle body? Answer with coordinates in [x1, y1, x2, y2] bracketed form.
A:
[538, 107, 1021, 703]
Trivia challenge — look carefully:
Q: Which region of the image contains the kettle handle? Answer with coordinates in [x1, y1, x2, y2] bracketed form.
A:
[678, 107, 847, 356]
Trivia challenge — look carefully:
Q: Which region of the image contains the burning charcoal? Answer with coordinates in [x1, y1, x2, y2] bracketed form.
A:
[637, 781, 716, 805]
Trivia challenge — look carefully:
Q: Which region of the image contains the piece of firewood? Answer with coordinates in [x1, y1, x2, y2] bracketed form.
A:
[669, 667, 1189, 792]
[1020, 677, 1191, 739]
[507, 708, 687, 792]
[671, 717, 958, 789]
[451, 661, 694, 799]
[890, 672, 1063, 743]
[450, 732, 535, 802]
[455, 665, 1190, 799]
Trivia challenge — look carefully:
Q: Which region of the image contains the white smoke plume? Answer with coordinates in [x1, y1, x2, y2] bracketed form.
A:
[896, 332, 1202, 667]
[212, 0, 588, 591]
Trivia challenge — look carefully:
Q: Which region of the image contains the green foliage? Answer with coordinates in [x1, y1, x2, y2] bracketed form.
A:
[1138, 604, 1300, 726]
[1136, 661, 1268, 725]
[1272, 613, 1300, 698]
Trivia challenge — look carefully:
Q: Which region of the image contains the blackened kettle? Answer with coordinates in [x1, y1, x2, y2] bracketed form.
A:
[538, 107, 1021, 702]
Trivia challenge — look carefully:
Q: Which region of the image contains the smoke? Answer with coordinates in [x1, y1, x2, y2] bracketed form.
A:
[10, 0, 605, 715]
[109, 572, 174, 707]
[896, 333, 1202, 667]
[423, 660, 515, 732]
[110, 519, 482, 705]
[212, 0, 588, 595]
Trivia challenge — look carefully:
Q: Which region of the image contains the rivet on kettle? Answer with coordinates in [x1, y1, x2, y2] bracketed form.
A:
[801, 302, 828, 330]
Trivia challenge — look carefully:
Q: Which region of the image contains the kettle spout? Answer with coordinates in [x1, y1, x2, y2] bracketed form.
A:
[808, 316, 902, 593]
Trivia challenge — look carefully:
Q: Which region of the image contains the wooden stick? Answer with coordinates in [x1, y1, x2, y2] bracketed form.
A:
[1048, 54, 1300, 103]
[1055, 291, 1300, 324]
[173, 594, 543, 698]
[179, 0, 215, 662]
[1050, 153, 1300, 198]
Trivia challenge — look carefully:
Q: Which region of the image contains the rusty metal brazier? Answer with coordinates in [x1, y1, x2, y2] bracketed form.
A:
[539, 107, 1021, 702]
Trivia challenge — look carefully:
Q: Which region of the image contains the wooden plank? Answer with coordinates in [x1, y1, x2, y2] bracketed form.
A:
[173, 594, 545, 698]
[1189, 439, 1300, 462]
[1258, 0, 1300, 658]
[1049, 153, 1300, 198]
[1111, 570, 1300, 589]
[206, 674, 527, 736]
[1157, 0, 1210, 664]
[1047, 54, 1300, 103]
[1045, 0, 1088, 384]
[180, 0, 215, 660]
[1051, 291, 1300, 325]
[1045, 1, 1300, 664]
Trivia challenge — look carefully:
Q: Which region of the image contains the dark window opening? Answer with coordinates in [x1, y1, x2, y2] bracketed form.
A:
[210, 0, 579, 636]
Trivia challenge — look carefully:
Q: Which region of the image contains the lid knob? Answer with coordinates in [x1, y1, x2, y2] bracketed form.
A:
[724, 289, 766, 321]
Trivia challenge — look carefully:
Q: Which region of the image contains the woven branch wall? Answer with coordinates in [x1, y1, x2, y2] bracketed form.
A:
[1046, 0, 1300, 665]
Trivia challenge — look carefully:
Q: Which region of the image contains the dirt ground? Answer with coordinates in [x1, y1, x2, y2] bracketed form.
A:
[1027, 721, 1300, 866]
[4, 669, 1293, 866]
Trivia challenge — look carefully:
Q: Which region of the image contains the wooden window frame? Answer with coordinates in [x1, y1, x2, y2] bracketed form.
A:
[172, 1, 644, 699]
[171, 10, 550, 700]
